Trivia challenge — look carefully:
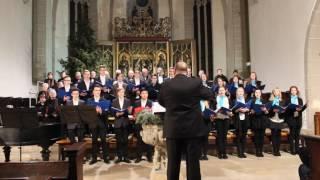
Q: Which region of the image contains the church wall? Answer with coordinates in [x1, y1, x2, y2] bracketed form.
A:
[248, 0, 316, 129]
[0, 0, 34, 97]
[184, 0, 194, 39]
[305, 0, 320, 133]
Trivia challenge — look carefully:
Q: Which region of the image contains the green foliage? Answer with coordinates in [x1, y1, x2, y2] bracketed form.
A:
[136, 110, 163, 125]
[59, 20, 112, 76]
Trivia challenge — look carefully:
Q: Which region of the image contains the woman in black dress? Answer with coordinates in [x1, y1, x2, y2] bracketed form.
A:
[284, 86, 306, 155]
[250, 89, 269, 157]
[268, 88, 287, 156]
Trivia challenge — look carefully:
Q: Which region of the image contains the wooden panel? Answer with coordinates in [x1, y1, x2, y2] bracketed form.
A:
[170, 39, 197, 75]
[115, 41, 170, 76]
[314, 112, 320, 135]
[0, 161, 68, 179]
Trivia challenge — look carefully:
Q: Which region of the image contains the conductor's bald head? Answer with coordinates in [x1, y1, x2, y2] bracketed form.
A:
[175, 62, 188, 75]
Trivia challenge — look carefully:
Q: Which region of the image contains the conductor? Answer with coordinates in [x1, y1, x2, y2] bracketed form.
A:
[159, 62, 212, 180]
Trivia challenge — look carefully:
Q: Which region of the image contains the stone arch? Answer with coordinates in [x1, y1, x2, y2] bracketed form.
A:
[305, 0, 320, 133]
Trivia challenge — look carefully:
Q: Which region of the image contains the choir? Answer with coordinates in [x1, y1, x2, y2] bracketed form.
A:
[35, 65, 307, 164]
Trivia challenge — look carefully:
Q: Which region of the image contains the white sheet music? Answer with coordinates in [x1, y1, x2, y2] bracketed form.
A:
[152, 102, 166, 113]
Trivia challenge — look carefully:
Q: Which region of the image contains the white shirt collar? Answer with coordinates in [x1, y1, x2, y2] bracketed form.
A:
[94, 97, 100, 102]
[119, 98, 124, 109]
[73, 99, 79, 106]
[84, 80, 90, 90]
[65, 85, 70, 92]
[135, 78, 140, 85]
[158, 76, 163, 84]
[141, 99, 147, 107]
[100, 76, 106, 85]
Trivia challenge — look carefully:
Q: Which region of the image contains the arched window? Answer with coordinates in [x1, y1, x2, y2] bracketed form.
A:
[193, 0, 213, 78]
[69, 0, 89, 37]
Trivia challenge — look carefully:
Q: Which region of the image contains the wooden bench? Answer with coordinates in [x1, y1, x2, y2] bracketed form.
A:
[55, 129, 290, 159]
[0, 142, 87, 180]
[207, 129, 290, 155]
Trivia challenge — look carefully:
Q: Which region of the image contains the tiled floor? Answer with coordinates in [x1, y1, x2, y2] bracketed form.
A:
[0, 145, 301, 180]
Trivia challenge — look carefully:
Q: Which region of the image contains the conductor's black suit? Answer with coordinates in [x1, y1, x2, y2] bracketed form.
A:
[159, 74, 212, 180]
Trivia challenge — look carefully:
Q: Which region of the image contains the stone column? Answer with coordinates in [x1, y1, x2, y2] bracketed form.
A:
[97, 0, 112, 41]
[158, 0, 170, 18]
[171, 0, 185, 40]
[32, 0, 68, 81]
[203, 0, 209, 76]
[32, 0, 51, 82]
[223, 0, 250, 77]
[53, 0, 69, 76]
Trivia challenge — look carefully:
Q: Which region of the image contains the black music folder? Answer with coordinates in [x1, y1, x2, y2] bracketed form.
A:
[61, 105, 98, 128]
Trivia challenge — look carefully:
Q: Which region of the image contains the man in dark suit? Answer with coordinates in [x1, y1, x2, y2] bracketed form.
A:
[213, 68, 228, 84]
[95, 65, 114, 100]
[147, 74, 161, 101]
[111, 88, 132, 163]
[86, 85, 111, 164]
[156, 67, 167, 85]
[112, 73, 129, 96]
[77, 70, 93, 101]
[134, 88, 153, 163]
[128, 70, 146, 103]
[57, 76, 73, 104]
[141, 68, 151, 84]
[66, 88, 85, 143]
[159, 62, 212, 180]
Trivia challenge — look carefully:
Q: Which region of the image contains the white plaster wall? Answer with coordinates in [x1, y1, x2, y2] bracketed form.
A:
[0, 0, 34, 97]
[248, 0, 315, 95]
[248, 0, 317, 130]
[305, 0, 320, 133]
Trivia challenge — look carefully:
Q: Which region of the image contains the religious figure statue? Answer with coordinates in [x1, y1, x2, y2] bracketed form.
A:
[184, 53, 192, 68]
[119, 55, 129, 76]
[143, 58, 153, 72]
[157, 53, 167, 70]
[134, 58, 142, 71]
[113, 3, 171, 38]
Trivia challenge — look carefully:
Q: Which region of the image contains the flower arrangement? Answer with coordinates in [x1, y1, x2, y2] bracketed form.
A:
[135, 109, 162, 125]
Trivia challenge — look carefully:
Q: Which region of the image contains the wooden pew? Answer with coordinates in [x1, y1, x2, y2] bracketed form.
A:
[0, 142, 87, 180]
[301, 134, 320, 180]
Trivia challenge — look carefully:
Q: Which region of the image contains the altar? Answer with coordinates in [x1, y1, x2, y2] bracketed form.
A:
[99, 1, 197, 77]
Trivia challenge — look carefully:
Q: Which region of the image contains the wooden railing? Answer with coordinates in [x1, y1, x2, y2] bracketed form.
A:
[0, 142, 87, 180]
